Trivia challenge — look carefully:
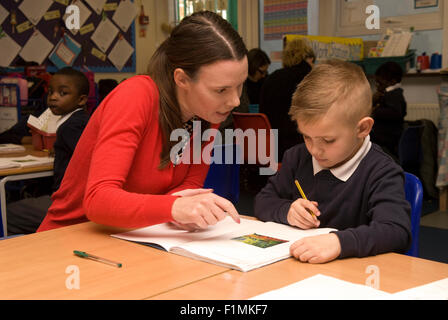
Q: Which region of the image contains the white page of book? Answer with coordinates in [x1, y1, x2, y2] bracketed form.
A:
[392, 277, 448, 300]
[250, 274, 392, 300]
[112, 216, 257, 251]
[0, 155, 53, 169]
[177, 222, 336, 270]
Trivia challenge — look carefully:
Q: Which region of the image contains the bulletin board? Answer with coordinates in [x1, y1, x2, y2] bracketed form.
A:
[0, 0, 136, 73]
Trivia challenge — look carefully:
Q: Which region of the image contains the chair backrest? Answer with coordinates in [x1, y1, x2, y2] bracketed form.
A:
[398, 123, 424, 176]
[203, 144, 240, 204]
[404, 172, 423, 257]
[232, 112, 275, 167]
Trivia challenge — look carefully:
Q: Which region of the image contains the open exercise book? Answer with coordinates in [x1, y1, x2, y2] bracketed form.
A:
[0, 155, 54, 170]
[112, 217, 337, 272]
[0, 144, 26, 154]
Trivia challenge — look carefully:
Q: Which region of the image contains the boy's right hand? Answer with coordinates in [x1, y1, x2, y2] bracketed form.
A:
[287, 198, 320, 229]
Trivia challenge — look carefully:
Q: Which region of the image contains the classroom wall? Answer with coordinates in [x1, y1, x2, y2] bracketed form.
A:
[94, 0, 443, 105]
[94, 0, 170, 83]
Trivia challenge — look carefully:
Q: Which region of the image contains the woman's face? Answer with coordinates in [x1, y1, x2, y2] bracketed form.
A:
[176, 57, 248, 124]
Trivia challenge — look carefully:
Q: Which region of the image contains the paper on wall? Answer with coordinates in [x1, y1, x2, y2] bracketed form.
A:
[91, 18, 119, 52]
[0, 34, 21, 67]
[19, 30, 54, 65]
[85, 0, 107, 15]
[0, 3, 8, 25]
[112, 0, 137, 32]
[18, 0, 53, 25]
[108, 38, 134, 71]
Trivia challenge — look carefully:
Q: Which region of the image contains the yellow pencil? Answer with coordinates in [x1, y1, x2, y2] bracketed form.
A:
[294, 179, 316, 218]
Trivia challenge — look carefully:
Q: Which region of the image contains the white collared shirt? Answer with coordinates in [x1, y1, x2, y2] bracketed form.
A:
[312, 135, 372, 182]
[385, 82, 402, 92]
[55, 108, 83, 131]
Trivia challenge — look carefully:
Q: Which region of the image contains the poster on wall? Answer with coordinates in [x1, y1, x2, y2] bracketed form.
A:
[263, 0, 308, 41]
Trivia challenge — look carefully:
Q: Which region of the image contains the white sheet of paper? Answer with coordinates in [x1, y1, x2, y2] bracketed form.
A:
[108, 38, 134, 71]
[392, 277, 448, 300]
[18, 0, 53, 25]
[112, 0, 137, 32]
[65, 0, 92, 35]
[91, 18, 119, 52]
[250, 274, 392, 300]
[19, 30, 54, 65]
[85, 0, 107, 15]
[0, 3, 8, 25]
[0, 34, 21, 67]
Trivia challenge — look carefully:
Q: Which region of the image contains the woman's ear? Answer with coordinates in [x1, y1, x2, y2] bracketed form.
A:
[173, 68, 191, 89]
[357, 116, 374, 138]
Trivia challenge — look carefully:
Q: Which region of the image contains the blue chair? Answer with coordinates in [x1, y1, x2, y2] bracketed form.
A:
[203, 144, 240, 205]
[404, 172, 423, 257]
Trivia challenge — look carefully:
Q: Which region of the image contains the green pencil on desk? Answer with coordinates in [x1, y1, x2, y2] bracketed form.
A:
[74, 250, 122, 268]
[294, 179, 316, 218]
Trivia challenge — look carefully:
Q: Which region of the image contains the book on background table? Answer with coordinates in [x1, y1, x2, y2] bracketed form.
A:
[112, 217, 337, 272]
[0, 144, 26, 154]
[0, 155, 54, 170]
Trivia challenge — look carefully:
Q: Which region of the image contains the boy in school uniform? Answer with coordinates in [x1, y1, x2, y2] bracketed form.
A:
[254, 60, 411, 264]
[7, 67, 90, 234]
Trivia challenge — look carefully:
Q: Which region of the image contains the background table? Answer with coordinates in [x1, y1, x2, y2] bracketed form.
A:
[0, 144, 54, 237]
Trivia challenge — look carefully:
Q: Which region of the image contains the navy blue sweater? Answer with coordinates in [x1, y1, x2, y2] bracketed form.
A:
[52, 109, 89, 192]
[254, 143, 412, 259]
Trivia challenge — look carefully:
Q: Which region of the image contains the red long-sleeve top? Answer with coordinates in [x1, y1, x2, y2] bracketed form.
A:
[38, 76, 215, 231]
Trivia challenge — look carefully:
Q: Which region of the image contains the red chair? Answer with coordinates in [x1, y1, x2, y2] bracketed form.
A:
[232, 112, 280, 174]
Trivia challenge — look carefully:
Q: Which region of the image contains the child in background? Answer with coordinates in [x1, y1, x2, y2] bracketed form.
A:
[7, 67, 90, 234]
[254, 60, 411, 264]
[370, 61, 407, 160]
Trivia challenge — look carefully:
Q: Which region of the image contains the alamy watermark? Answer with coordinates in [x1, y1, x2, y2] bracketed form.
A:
[365, 5, 380, 30]
[170, 120, 279, 175]
[65, 5, 80, 30]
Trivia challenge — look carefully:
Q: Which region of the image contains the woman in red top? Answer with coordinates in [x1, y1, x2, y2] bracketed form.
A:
[38, 11, 247, 232]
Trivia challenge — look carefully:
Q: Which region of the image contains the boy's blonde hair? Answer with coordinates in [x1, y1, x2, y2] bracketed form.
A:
[282, 38, 315, 68]
[289, 59, 372, 125]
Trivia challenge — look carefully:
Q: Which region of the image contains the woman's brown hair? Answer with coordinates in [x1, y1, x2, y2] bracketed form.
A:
[148, 11, 247, 169]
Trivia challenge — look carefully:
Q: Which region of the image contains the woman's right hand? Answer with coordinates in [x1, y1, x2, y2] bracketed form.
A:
[171, 192, 241, 230]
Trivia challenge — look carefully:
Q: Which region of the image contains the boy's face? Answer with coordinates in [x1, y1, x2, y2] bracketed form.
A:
[298, 109, 371, 169]
[47, 74, 86, 116]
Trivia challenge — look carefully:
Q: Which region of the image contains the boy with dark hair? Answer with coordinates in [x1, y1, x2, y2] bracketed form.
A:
[370, 61, 407, 159]
[255, 60, 411, 264]
[7, 67, 90, 234]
